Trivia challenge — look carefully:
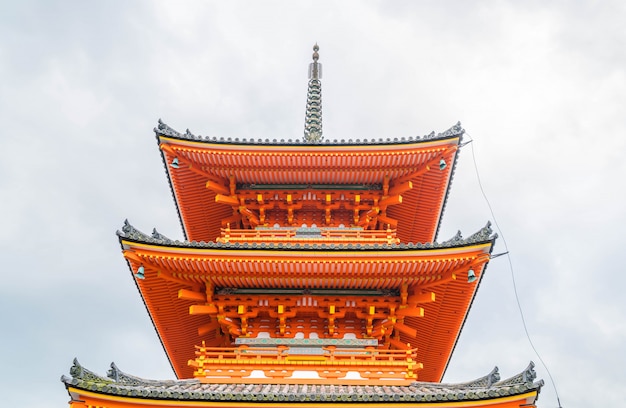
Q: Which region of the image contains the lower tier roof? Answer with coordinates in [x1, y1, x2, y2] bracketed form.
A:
[62, 359, 543, 406]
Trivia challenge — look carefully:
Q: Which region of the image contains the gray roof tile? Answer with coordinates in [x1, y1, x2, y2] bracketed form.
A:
[62, 359, 543, 403]
[154, 119, 465, 146]
[118, 220, 497, 251]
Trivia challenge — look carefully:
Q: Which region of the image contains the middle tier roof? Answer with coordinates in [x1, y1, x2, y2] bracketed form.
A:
[119, 221, 495, 382]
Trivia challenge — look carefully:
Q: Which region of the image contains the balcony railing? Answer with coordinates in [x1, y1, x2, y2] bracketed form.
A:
[189, 343, 421, 385]
[217, 227, 399, 245]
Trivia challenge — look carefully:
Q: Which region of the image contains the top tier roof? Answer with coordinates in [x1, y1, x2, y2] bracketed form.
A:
[155, 120, 464, 243]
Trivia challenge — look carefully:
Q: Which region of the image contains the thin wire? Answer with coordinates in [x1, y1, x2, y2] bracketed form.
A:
[465, 133, 563, 408]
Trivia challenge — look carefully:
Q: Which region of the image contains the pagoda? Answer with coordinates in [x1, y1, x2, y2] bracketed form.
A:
[62, 45, 543, 407]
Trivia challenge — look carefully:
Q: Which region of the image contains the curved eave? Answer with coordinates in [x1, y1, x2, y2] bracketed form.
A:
[120, 239, 494, 289]
[154, 121, 463, 244]
[120, 250, 180, 378]
[441, 255, 493, 380]
[433, 138, 462, 242]
[413, 240, 496, 382]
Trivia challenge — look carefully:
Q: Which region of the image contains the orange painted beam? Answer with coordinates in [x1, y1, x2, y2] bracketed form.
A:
[394, 322, 418, 337]
[388, 180, 413, 196]
[395, 306, 424, 317]
[407, 291, 436, 304]
[197, 320, 220, 336]
[215, 194, 239, 206]
[189, 304, 218, 315]
[389, 338, 411, 350]
[377, 213, 398, 227]
[205, 180, 230, 195]
[379, 194, 402, 209]
[178, 289, 206, 302]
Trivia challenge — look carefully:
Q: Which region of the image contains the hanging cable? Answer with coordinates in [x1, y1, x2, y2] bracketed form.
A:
[464, 133, 563, 408]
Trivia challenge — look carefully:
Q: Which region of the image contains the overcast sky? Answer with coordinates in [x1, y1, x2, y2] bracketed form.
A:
[1, 1, 625, 407]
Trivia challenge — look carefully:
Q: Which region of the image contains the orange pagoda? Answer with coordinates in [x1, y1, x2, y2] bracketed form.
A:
[62, 45, 543, 407]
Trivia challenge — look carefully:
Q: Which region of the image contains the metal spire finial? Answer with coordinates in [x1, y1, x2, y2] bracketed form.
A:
[304, 44, 322, 143]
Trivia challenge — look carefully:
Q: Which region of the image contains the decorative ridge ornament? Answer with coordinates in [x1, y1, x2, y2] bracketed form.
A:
[154, 118, 182, 138]
[67, 358, 111, 384]
[435, 121, 464, 139]
[494, 361, 542, 387]
[107, 362, 173, 386]
[464, 221, 497, 243]
[441, 230, 463, 246]
[457, 366, 501, 388]
[303, 44, 323, 143]
[151, 228, 171, 242]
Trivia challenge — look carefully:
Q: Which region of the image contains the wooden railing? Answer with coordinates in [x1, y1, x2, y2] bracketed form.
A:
[189, 343, 422, 385]
[217, 227, 399, 245]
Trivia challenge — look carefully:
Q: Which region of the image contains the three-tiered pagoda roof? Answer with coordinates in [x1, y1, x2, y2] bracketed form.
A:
[62, 44, 542, 408]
